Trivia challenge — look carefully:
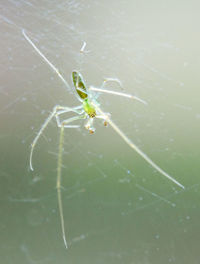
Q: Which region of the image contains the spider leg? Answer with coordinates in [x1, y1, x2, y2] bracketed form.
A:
[101, 78, 123, 89]
[89, 86, 147, 105]
[89, 76, 147, 104]
[56, 114, 87, 249]
[92, 102, 184, 189]
[85, 118, 95, 133]
[57, 125, 67, 247]
[30, 105, 82, 171]
[96, 113, 110, 127]
[22, 29, 72, 93]
[56, 113, 87, 128]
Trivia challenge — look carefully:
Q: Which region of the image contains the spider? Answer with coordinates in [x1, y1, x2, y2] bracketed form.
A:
[22, 29, 184, 249]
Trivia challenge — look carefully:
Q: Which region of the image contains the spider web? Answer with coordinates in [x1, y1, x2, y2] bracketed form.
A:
[0, 0, 200, 263]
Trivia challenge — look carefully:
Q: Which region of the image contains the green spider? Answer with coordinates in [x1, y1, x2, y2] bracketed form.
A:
[22, 29, 184, 249]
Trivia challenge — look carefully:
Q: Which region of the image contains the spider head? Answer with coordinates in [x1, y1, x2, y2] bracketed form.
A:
[72, 71, 88, 100]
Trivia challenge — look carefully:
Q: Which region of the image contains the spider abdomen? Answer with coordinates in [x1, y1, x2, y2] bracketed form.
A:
[72, 71, 88, 100]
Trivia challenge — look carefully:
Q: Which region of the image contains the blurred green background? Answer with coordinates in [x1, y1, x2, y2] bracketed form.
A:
[0, 0, 200, 263]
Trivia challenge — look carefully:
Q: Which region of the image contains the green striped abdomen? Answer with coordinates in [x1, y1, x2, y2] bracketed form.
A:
[72, 71, 88, 100]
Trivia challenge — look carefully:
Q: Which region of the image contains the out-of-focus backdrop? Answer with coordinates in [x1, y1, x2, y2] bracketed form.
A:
[0, 1, 200, 263]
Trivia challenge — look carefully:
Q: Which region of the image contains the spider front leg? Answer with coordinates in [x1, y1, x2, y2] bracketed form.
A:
[92, 101, 185, 189]
[55, 113, 87, 249]
[29, 105, 83, 170]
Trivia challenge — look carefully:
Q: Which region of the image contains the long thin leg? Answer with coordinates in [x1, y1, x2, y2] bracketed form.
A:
[56, 125, 67, 248]
[93, 102, 184, 189]
[30, 105, 82, 170]
[22, 29, 72, 93]
[89, 86, 147, 105]
[56, 114, 87, 249]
